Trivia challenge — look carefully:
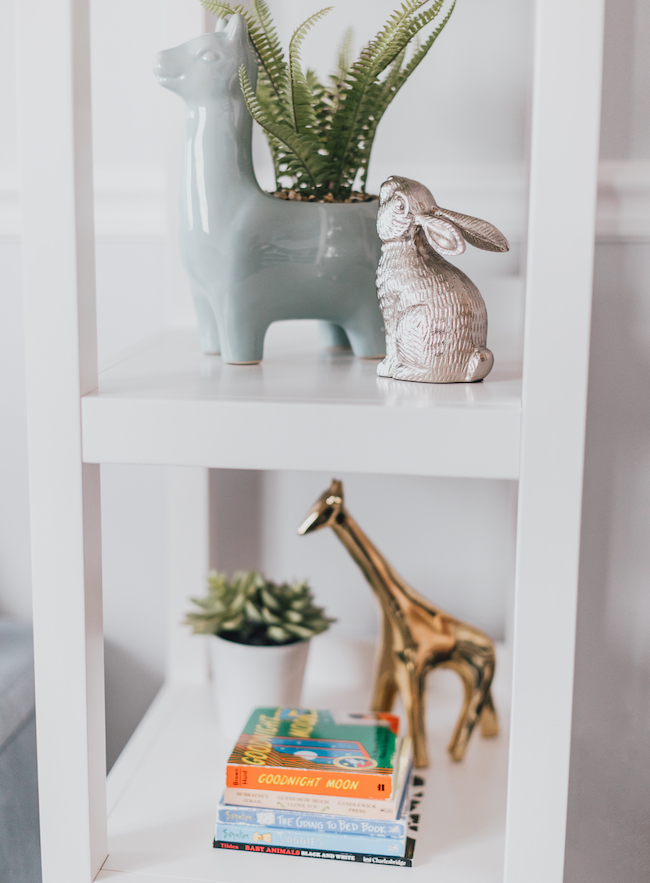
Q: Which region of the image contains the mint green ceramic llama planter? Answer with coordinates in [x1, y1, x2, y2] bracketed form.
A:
[154, 15, 385, 364]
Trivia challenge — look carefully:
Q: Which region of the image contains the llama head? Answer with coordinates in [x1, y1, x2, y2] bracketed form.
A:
[154, 14, 257, 103]
[377, 176, 509, 255]
[298, 480, 345, 535]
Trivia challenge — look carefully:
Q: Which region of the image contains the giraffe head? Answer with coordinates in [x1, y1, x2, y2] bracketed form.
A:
[297, 479, 345, 535]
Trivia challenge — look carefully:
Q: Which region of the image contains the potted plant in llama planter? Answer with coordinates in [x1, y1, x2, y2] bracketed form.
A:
[185, 570, 334, 738]
[154, 0, 456, 363]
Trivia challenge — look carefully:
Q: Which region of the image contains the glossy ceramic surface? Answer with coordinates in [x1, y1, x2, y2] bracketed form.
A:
[155, 15, 384, 363]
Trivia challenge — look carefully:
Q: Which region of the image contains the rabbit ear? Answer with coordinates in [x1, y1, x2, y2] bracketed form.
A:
[420, 216, 466, 256]
[434, 207, 509, 253]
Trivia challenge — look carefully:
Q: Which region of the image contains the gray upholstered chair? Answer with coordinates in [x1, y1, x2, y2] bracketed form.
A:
[0, 619, 41, 883]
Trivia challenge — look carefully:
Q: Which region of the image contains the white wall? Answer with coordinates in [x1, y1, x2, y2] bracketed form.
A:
[2, 0, 650, 874]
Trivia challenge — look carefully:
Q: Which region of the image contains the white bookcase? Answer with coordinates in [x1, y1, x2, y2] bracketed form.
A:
[15, 0, 605, 881]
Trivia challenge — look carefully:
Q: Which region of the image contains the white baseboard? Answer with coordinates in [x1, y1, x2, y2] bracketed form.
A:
[1, 161, 649, 243]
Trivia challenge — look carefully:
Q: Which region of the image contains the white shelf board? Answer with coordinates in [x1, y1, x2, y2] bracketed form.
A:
[81, 325, 522, 479]
[98, 637, 510, 883]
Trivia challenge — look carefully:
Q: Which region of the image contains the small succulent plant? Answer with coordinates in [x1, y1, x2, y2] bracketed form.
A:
[185, 570, 335, 645]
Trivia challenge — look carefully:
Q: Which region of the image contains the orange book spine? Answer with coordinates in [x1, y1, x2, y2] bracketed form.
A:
[225, 765, 393, 799]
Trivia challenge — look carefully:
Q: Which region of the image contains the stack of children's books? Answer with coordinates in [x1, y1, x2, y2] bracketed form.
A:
[214, 707, 421, 867]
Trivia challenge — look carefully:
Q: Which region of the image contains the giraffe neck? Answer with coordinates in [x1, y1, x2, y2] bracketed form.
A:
[331, 511, 416, 619]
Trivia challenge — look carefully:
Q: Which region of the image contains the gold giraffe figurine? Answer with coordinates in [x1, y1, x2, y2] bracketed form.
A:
[298, 479, 499, 768]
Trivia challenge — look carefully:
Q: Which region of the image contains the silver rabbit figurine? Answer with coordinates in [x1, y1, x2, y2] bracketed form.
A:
[375, 176, 509, 383]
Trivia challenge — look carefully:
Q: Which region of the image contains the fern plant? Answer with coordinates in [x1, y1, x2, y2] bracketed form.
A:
[185, 570, 335, 645]
[201, 0, 456, 200]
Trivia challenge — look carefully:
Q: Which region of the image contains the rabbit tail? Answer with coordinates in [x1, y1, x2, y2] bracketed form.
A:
[464, 346, 494, 382]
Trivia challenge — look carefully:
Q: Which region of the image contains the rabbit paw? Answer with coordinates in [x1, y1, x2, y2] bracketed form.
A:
[376, 357, 401, 378]
[392, 364, 440, 383]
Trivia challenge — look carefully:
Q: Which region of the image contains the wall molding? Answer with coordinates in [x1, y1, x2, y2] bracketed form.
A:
[2, 161, 650, 244]
[0, 166, 166, 242]
[596, 161, 650, 241]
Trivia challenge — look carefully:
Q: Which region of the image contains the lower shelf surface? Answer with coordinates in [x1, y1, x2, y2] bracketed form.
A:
[100, 639, 510, 882]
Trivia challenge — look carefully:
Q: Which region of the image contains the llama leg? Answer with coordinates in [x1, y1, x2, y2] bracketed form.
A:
[219, 305, 269, 364]
[319, 322, 352, 351]
[191, 282, 221, 354]
[343, 309, 386, 360]
[371, 612, 398, 711]
[443, 646, 496, 761]
[479, 689, 499, 737]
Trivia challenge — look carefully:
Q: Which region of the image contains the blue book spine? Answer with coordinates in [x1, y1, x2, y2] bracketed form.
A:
[215, 823, 407, 857]
[217, 803, 407, 839]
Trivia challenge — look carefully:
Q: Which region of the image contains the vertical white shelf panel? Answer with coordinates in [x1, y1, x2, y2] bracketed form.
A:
[14, 0, 107, 881]
[506, 1, 605, 882]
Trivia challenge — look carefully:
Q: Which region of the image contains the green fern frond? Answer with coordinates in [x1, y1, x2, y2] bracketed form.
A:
[323, 0, 452, 196]
[287, 8, 333, 134]
[394, 0, 456, 87]
[336, 26, 354, 82]
[202, 1, 286, 112]
[239, 65, 326, 190]
[357, 3, 455, 191]
[322, 1, 435, 195]
[203, 0, 456, 197]
[201, 0, 238, 17]
[325, 26, 354, 118]
[251, 0, 288, 104]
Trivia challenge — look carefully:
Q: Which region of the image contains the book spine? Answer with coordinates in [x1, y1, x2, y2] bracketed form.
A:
[215, 823, 406, 857]
[214, 839, 414, 867]
[224, 787, 400, 819]
[226, 764, 392, 799]
[217, 807, 407, 838]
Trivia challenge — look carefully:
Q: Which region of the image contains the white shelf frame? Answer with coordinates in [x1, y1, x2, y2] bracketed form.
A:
[80, 328, 523, 479]
[14, 0, 605, 881]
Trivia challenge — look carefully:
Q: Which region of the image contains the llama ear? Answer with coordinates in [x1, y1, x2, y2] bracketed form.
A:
[434, 207, 509, 253]
[214, 17, 227, 31]
[420, 216, 466, 256]
[225, 13, 248, 43]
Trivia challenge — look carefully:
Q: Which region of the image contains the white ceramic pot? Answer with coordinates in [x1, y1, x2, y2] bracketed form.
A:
[209, 635, 310, 742]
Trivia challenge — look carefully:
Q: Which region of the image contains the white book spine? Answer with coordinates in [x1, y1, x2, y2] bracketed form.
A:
[224, 787, 402, 820]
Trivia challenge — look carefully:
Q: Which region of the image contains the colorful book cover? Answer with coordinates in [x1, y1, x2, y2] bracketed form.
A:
[217, 774, 413, 839]
[215, 823, 407, 857]
[224, 737, 413, 820]
[213, 836, 416, 867]
[226, 708, 400, 799]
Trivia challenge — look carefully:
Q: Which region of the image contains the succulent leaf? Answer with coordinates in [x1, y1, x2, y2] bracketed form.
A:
[185, 569, 335, 645]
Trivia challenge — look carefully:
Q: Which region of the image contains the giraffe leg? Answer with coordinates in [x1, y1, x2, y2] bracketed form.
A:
[479, 689, 499, 738]
[443, 644, 496, 762]
[395, 661, 429, 768]
[371, 612, 398, 711]
[372, 667, 399, 711]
